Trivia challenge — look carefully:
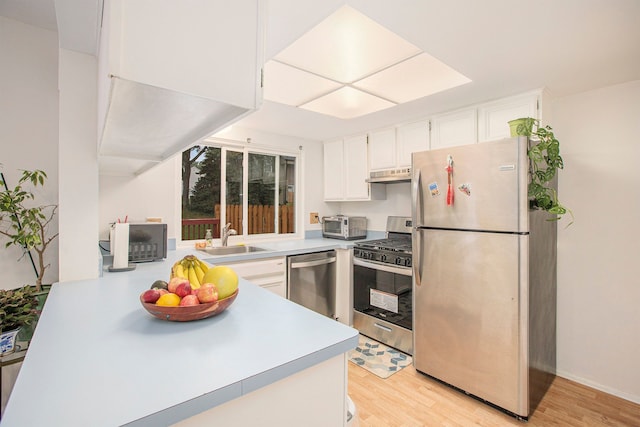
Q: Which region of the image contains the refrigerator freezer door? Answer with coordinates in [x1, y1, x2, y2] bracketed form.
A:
[412, 137, 529, 233]
[413, 228, 529, 416]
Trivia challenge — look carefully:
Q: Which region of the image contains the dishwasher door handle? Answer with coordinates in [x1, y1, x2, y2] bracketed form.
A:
[290, 257, 337, 269]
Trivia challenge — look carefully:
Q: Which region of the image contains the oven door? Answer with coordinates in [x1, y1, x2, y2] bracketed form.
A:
[353, 257, 413, 353]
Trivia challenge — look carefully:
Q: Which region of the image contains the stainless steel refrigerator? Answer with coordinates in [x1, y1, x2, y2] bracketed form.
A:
[411, 137, 556, 419]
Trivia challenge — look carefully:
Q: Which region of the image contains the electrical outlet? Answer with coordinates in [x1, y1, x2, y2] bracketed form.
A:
[310, 212, 319, 224]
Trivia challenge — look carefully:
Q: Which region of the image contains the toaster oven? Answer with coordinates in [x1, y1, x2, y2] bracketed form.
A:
[322, 215, 367, 240]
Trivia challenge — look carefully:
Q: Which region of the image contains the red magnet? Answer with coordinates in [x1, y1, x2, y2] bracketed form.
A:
[445, 155, 454, 206]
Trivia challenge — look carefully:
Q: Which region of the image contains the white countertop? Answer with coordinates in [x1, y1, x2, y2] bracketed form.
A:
[1, 243, 359, 426]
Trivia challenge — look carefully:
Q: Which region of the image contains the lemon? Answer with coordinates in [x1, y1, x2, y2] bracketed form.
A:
[202, 266, 238, 299]
[156, 293, 181, 307]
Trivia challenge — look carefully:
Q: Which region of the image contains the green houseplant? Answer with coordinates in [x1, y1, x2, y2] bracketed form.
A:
[0, 169, 59, 292]
[508, 118, 573, 225]
[0, 285, 39, 353]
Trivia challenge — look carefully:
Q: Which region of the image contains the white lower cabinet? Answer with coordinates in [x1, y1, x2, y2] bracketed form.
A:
[223, 256, 286, 298]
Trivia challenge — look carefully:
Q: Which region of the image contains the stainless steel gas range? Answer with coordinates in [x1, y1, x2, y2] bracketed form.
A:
[352, 216, 413, 355]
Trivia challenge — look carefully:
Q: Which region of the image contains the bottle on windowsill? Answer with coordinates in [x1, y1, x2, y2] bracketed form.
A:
[205, 229, 213, 247]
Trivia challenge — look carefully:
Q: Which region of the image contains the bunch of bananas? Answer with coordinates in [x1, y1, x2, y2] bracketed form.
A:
[170, 255, 210, 289]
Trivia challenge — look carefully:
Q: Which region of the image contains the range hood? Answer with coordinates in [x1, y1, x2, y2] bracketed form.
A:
[367, 168, 412, 183]
[99, 77, 253, 175]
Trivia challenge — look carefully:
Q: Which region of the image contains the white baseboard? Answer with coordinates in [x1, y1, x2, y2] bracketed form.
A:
[556, 369, 640, 405]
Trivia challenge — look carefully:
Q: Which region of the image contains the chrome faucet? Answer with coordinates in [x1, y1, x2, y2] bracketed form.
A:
[221, 223, 237, 246]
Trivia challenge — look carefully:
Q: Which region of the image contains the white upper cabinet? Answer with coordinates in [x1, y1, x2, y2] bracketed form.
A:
[323, 135, 385, 201]
[323, 139, 345, 201]
[98, 0, 264, 175]
[368, 128, 397, 171]
[430, 108, 477, 150]
[477, 93, 539, 142]
[344, 135, 370, 200]
[396, 120, 429, 167]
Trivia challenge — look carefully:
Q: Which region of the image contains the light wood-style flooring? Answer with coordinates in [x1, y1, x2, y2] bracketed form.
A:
[348, 363, 640, 426]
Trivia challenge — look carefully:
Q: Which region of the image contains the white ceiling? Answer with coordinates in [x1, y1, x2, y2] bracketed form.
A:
[3, 0, 640, 142]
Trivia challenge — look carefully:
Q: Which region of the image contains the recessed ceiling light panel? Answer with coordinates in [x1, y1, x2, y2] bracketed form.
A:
[264, 60, 342, 106]
[265, 5, 472, 119]
[300, 86, 396, 119]
[354, 53, 472, 103]
[274, 5, 421, 83]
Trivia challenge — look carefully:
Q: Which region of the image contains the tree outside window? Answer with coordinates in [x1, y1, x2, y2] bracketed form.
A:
[181, 145, 296, 241]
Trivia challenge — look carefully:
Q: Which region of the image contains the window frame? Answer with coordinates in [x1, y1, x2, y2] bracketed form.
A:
[178, 138, 302, 247]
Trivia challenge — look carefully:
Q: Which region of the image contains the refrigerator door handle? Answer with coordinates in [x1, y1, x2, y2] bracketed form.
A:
[412, 168, 423, 286]
[413, 229, 423, 286]
[412, 168, 423, 228]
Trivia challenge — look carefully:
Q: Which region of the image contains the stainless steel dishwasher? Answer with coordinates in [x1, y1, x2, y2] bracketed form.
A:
[287, 250, 337, 319]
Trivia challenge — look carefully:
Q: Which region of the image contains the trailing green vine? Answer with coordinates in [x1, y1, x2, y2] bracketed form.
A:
[511, 118, 573, 225]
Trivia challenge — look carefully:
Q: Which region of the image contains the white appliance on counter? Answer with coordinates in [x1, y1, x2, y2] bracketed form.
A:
[412, 137, 557, 419]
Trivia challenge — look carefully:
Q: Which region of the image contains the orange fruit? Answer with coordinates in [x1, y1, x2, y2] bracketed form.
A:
[156, 293, 181, 306]
[202, 266, 238, 299]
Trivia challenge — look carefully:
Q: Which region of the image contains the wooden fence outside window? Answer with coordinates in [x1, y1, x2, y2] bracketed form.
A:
[182, 204, 294, 240]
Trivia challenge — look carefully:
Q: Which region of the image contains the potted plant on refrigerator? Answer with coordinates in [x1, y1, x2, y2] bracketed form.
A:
[0, 285, 39, 354]
[508, 118, 573, 225]
[0, 168, 58, 342]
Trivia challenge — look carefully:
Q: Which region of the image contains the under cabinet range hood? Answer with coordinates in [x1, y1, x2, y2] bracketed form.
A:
[98, 77, 254, 176]
[366, 168, 411, 183]
[98, 0, 265, 176]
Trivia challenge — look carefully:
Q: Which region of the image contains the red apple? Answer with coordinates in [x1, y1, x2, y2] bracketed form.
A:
[141, 289, 161, 304]
[168, 277, 189, 293]
[179, 294, 200, 306]
[197, 283, 219, 304]
[175, 281, 192, 298]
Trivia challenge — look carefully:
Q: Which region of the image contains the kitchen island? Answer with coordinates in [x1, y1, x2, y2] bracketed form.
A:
[0, 249, 359, 426]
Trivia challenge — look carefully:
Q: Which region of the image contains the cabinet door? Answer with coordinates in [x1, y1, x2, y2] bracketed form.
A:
[397, 121, 429, 167]
[368, 128, 396, 171]
[225, 257, 286, 298]
[323, 139, 345, 201]
[431, 109, 477, 150]
[478, 94, 538, 142]
[343, 135, 370, 200]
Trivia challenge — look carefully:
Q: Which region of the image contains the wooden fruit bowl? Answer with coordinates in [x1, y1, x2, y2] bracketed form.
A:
[140, 289, 239, 322]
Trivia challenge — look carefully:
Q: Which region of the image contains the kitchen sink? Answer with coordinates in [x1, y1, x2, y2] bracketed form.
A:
[198, 245, 267, 256]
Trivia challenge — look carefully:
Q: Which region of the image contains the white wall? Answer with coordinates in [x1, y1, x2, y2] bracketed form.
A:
[338, 182, 412, 231]
[0, 18, 59, 290]
[58, 48, 99, 281]
[553, 80, 640, 403]
[99, 159, 179, 240]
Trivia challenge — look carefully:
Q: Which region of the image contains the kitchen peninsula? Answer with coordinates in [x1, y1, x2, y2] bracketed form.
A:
[0, 249, 358, 426]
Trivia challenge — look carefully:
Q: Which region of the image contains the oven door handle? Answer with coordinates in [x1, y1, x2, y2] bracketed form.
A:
[353, 258, 412, 277]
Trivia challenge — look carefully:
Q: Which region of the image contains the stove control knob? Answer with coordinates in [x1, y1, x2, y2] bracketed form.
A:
[406, 258, 412, 267]
[395, 257, 402, 265]
[379, 254, 387, 263]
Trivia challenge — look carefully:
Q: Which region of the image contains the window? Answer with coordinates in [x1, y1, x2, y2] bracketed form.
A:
[181, 144, 297, 241]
